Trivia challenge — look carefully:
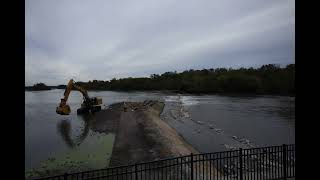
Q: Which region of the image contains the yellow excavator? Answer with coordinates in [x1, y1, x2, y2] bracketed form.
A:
[56, 79, 102, 115]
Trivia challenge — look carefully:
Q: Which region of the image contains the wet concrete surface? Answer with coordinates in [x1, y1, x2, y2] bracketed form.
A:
[103, 100, 198, 167]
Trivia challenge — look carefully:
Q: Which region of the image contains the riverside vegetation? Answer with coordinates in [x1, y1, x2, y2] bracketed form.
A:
[26, 64, 295, 95]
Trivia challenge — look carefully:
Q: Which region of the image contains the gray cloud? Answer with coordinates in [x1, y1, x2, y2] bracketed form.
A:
[25, 0, 295, 85]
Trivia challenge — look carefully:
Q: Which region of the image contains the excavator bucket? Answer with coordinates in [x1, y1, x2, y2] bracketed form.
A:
[56, 104, 71, 115]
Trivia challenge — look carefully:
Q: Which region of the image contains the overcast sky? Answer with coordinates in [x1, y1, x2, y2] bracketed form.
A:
[25, 0, 295, 86]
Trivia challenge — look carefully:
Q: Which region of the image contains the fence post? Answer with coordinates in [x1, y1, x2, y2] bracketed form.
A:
[190, 153, 194, 180]
[135, 163, 138, 180]
[64, 172, 68, 180]
[239, 148, 243, 180]
[283, 144, 287, 180]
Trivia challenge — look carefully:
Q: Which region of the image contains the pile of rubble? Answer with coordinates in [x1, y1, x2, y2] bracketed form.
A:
[122, 100, 161, 112]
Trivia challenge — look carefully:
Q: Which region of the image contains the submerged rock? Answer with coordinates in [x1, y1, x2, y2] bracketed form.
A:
[196, 121, 204, 125]
[223, 144, 237, 150]
[215, 128, 223, 134]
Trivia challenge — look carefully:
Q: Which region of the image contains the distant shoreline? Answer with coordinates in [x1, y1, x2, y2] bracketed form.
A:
[25, 87, 64, 91]
[25, 88, 295, 97]
[25, 85, 66, 91]
[26, 64, 295, 96]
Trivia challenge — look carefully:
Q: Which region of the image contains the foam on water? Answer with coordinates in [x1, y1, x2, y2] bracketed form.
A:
[180, 96, 200, 106]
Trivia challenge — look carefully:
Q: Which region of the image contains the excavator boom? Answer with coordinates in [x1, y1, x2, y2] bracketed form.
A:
[56, 79, 102, 115]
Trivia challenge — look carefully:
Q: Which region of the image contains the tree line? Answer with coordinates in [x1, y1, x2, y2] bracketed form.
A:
[25, 83, 52, 91]
[74, 64, 294, 95]
[25, 83, 66, 91]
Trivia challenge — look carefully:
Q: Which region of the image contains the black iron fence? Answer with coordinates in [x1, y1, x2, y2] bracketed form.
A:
[34, 144, 295, 180]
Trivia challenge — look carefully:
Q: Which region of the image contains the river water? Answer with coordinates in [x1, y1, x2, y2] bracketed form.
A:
[25, 90, 295, 178]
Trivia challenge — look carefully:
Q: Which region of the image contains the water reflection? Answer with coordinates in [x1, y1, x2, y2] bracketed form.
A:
[57, 115, 92, 148]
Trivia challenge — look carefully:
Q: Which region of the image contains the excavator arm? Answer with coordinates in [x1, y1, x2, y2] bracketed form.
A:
[56, 79, 102, 115]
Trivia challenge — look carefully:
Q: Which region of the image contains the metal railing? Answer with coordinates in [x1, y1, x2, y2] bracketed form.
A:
[34, 144, 295, 180]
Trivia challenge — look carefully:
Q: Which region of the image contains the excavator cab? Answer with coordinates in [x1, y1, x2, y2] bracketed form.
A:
[77, 97, 102, 114]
